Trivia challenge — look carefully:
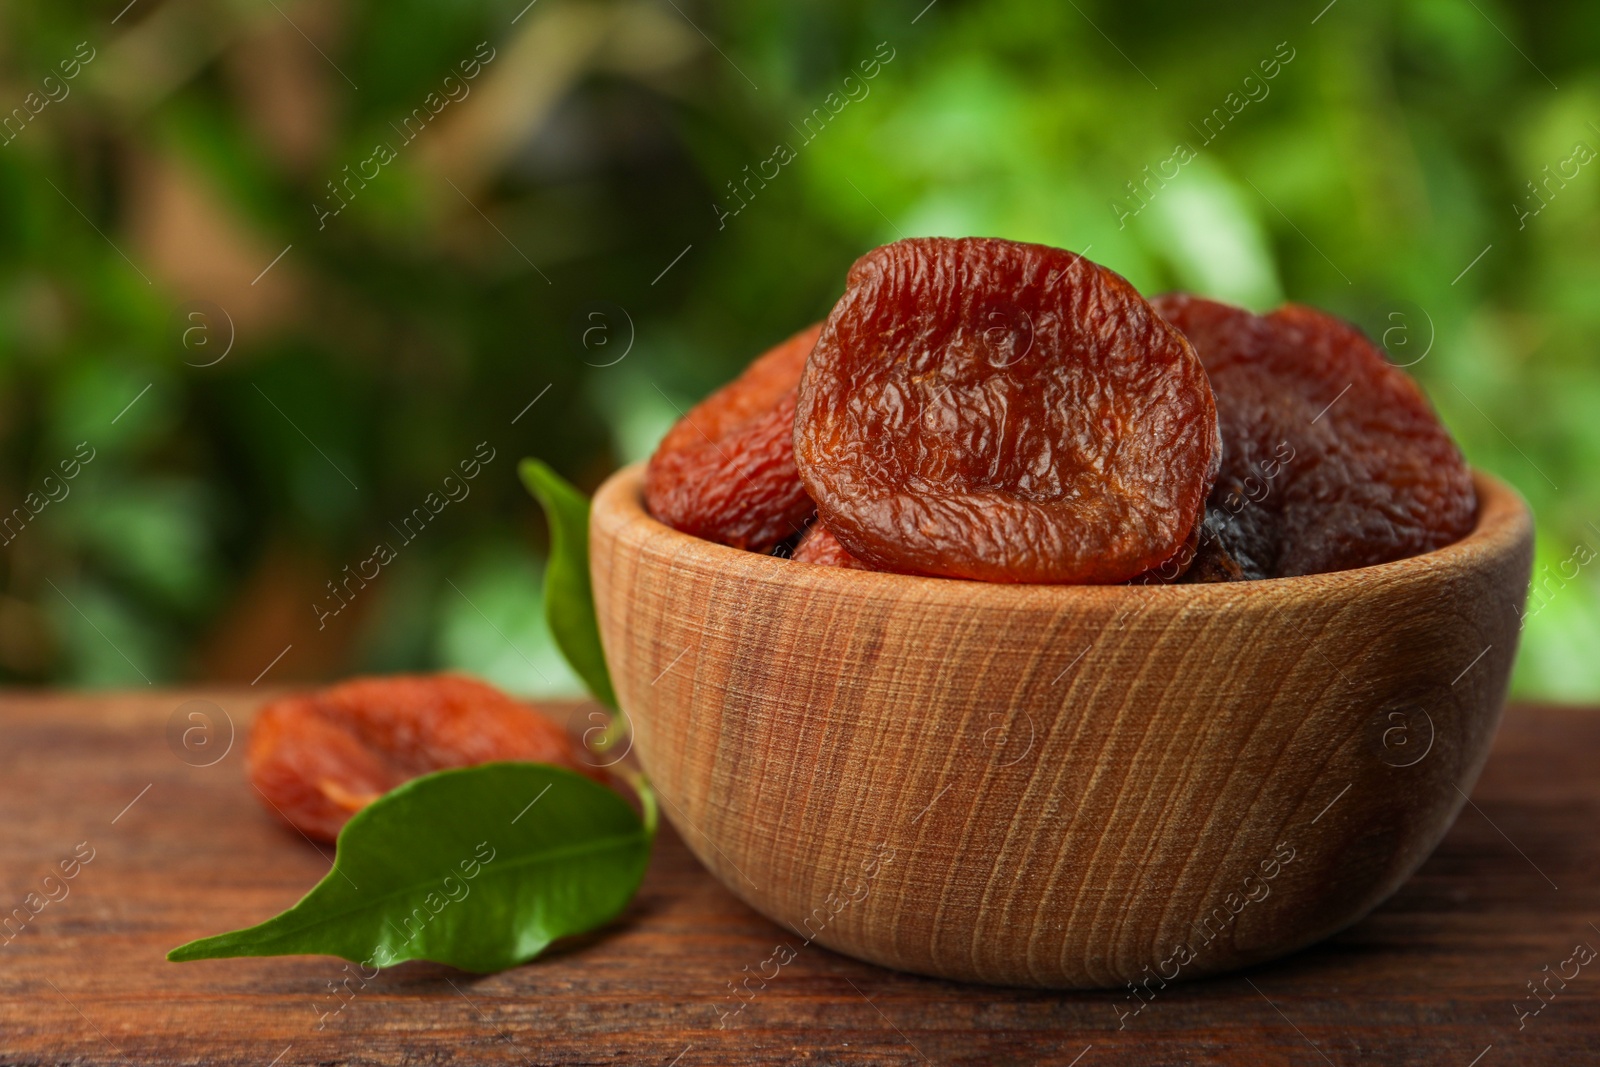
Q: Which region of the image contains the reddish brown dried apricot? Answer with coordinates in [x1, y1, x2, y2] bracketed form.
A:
[644, 323, 823, 551]
[1127, 513, 1205, 585]
[1152, 294, 1475, 578]
[794, 238, 1220, 584]
[791, 522, 873, 570]
[248, 674, 599, 842]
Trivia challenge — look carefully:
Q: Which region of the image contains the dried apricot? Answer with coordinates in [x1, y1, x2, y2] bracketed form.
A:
[1152, 294, 1475, 577]
[791, 522, 872, 570]
[1181, 523, 1249, 583]
[794, 238, 1220, 584]
[1128, 514, 1205, 584]
[644, 323, 823, 552]
[248, 674, 599, 842]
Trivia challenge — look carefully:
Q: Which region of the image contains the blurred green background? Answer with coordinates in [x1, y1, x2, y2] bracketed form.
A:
[1, 0, 1595, 699]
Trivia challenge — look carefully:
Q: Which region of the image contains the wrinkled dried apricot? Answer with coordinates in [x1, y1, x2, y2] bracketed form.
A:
[791, 522, 872, 569]
[1181, 522, 1249, 583]
[645, 323, 823, 552]
[248, 674, 599, 842]
[794, 238, 1220, 584]
[1127, 513, 1205, 584]
[1152, 294, 1475, 578]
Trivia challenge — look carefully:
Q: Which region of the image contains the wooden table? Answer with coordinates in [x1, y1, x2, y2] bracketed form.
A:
[1, 692, 1595, 1066]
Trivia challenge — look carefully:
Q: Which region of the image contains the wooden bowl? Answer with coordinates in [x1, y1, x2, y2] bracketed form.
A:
[590, 465, 1533, 988]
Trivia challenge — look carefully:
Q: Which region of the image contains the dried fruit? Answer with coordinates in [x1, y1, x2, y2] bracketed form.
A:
[1181, 482, 1284, 583]
[794, 238, 1220, 584]
[1128, 514, 1205, 585]
[248, 674, 599, 842]
[791, 522, 872, 570]
[644, 323, 823, 552]
[1181, 523, 1249, 583]
[1152, 294, 1476, 578]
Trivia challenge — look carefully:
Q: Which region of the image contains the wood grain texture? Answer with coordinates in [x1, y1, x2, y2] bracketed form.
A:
[591, 466, 1535, 988]
[0, 691, 1597, 1066]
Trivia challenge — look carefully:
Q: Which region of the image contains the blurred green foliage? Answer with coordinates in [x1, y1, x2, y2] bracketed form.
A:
[0, 0, 1596, 699]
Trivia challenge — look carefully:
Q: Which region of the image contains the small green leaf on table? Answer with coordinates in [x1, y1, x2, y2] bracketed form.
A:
[169, 763, 652, 973]
[519, 458, 618, 710]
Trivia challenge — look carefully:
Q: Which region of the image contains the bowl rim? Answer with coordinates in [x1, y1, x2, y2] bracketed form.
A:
[592, 463, 1532, 608]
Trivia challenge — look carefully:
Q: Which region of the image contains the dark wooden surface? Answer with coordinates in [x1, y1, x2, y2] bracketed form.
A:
[0, 691, 1595, 1066]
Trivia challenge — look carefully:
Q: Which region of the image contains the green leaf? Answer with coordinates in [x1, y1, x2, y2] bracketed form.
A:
[519, 458, 618, 709]
[168, 763, 652, 973]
